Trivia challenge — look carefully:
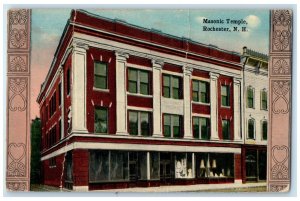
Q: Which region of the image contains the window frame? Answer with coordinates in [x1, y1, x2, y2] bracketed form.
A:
[193, 116, 210, 140]
[192, 80, 210, 103]
[262, 120, 268, 141]
[222, 119, 230, 140]
[128, 110, 152, 136]
[163, 74, 182, 99]
[261, 89, 268, 110]
[247, 86, 255, 108]
[163, 114, 182, 138]
[94, 61, 108, 90]
[221, 85, 230, 107]
[67, 68, 71, 95]
[94, 107, 108, 134]
[128, 68, 150, 95]
[247, 118, 256, 140]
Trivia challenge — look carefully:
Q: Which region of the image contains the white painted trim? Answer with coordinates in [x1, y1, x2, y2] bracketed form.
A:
[71, 23, 242, 68]
[162, 70, 183, 77]
[191, 76, 210, 82]
[73, 186, 89, 192]
[192, 101, 210, 106]
[41, 141, 241, 161]
[127, 63, 153, 71]
[93, 87, 110, 93]
[192, 113, 211, 118]
[127, 106, 153, 112]
[72, 34, 242, 78]
[126, 92, 153, 98]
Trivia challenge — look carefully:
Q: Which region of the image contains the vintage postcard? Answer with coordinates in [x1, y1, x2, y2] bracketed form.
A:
[5, 7, 293, 193]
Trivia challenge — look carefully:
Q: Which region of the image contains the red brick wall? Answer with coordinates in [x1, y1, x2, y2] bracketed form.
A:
[86, 47, 116, 134]
[42, 153, 65, 187]
[234, 153, 242, 180]
[72, 149, 89, 187]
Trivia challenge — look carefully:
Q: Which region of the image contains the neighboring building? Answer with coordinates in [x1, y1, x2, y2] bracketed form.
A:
[30, 117, 42, 184]
[242, 47, 268, 182]
[37, 9, 249, 191]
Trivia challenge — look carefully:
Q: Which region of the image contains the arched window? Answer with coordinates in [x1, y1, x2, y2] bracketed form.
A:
[248, 119, 255, 139]
[261, 90, 268, 110]
[262, 121, 268, 140]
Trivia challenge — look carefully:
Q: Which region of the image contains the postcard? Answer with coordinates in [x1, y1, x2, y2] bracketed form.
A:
[5, 8, 293, 192]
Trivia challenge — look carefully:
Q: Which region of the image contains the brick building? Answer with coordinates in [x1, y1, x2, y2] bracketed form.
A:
[37, 10, 266, 191]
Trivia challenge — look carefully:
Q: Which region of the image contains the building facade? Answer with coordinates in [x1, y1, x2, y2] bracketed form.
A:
[37, 10, 267, 191]
[241, 47, 268, 183]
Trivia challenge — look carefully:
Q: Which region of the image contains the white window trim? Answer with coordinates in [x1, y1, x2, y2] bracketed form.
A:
[260, 89, 268, 111]
[247, 118, 256, 140]
[127, 63, 153, 72]
[247, 86, 255, 109]
[221, 85, 230, 107]
[94, 61, 109, 90]
[191, 76, 210, 82]
[164, 114, 182, 138]
[261, 120, 268, 141]
[128, 110, 151, 136]
[192, 79, 210, 104]
[162, 70, 183, 77]
[128, 68, 150, 95]
[193, 116, 210, 140]
[163, 74, 182, 99]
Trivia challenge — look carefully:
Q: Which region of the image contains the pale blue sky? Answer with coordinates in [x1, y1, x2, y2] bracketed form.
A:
[31, 9, 269, 117]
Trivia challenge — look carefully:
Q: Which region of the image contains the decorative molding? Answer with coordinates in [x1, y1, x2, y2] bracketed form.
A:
[271, 80, 290, 114]
[7, 143, 26, 177]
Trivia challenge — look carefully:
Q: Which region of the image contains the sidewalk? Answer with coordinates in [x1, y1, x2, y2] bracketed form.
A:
[31, 183, 266, 192]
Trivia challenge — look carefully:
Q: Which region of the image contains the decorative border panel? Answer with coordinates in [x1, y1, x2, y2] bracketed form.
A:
[6, 9, 31, 191]
[268, 10, 292, 192]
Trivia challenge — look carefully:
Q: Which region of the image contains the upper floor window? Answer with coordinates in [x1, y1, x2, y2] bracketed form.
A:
[94, 62, 108, 89]
[247, 87, 254, 108]
[128, 110, 152, 136]
[94, 107, 108, 133]
[261, 90, 268, 110]
[49, 92, 56, 117]
[193, 117, 210, 140]
[262, 121, 268, 140]
[58, 83, 61, 106]
[248, 119, 255, 139]
[128, 68, 150, 95]
[163, 114, 182, 138]
[67, 68, 71, 95]
[221, 85, 230, 106]
[192, 80, 209, 103]
[222, 119, 230, 140]
[163, 74, 182, 99]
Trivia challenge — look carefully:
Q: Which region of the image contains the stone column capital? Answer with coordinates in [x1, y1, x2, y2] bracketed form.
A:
[233, 77, 242, 84]
[151, 59, 164, 70]
[115, 50, 129, 62]
[209, 72, 220, 80]
[72, 42, 89, 53]
[183, 65, 193, 76]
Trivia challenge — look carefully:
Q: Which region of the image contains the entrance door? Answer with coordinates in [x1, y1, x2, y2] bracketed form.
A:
[160, 152, 172, 185]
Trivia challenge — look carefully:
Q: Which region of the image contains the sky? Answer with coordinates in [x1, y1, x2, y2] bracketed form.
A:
[31, 9, 270, 118]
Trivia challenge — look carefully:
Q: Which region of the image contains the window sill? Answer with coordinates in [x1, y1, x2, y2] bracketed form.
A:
[192, 101, 210, 106]
[221, 105, 231, 109]
[127, 92, 153, 98]
[93, 87, 109, 93]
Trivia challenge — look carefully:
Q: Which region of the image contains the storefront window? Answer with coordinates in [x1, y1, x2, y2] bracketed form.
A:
[89, 150, 109, 182]
[246, 150, 258, 181]
[138, 152, 147, 180]
[174, 153, 194, 179]
[65, 151, 73, 182]
[110, 151, 129, 180]
[150, 152, 160, 180]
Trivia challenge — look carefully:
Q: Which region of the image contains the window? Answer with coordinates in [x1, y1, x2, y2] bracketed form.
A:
[128, 111, 152, 136]
[67, 68, 71, 95]
[89, 150, 129, 182]
[261, 90, 268, 110]
[222, 119, 230, 140]
[221, 85, 230, 106]
[58, 119, 62, 140]
[247, 87, 254, 108]
[174, 153, 194, 179]
[150, 152, 160, 180]
[128, 68, 150, 95]
[192, 80, 209, 103]
[193, 117, 210, 140]
[49, 92, 56, 118]
[58, 83, 61, 106]
[49, 157, 56, 167]
[94, 107, 108, 133]
[262, 121, 268, 140]
[163, 114, 182, 138]
[163, 74, 182, 99]
[94, 62, 108, 89]
[248, 119, 255, 139]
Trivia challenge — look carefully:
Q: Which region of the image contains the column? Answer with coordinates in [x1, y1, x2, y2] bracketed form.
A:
[115, 51, 129, 135]
[183, 65, 193, 138]
[147, 152, 150, 180]
[59, 66, 65, 139]
[233, 77, 242, 141]
[152, 59, 163, 137]
[210, 72, 219, 140]
[71, 42, 88, 134]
